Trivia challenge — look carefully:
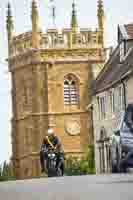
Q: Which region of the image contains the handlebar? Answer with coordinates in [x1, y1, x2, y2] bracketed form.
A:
[41, 147, 48, 152]
[41, 146, 57, 153]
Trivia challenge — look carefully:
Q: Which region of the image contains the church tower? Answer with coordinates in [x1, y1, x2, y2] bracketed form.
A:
[6, 0, 106, 179]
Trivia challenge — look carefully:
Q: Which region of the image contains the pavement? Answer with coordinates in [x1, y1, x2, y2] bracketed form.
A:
[0, 174, 133, 200]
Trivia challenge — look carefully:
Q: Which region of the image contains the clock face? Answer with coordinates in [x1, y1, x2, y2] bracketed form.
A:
[65, 120, 80, 136]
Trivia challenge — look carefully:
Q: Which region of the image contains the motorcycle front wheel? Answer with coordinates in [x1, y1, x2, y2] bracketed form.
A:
[48, 168, 56, 177]
[56, 167, 63, 177]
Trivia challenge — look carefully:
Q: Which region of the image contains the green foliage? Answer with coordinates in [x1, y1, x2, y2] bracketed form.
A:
[0, 161, 16, 182]
[64, 145, 95, 176]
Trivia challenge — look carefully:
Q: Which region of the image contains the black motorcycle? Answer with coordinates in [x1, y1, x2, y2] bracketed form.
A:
[46, 148, 64, 177]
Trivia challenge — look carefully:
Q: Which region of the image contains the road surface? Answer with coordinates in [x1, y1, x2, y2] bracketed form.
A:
[0, 174, 133, 200]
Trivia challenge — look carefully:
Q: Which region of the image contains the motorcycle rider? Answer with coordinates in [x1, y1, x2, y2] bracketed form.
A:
[40, 128, 64, 174]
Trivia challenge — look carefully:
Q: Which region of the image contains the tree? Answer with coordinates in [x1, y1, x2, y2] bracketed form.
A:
[0, 161, 15, 181]
[65, 145, 95, 176]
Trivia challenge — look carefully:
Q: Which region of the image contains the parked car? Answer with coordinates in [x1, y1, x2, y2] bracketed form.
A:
[111, 104, 133, 173]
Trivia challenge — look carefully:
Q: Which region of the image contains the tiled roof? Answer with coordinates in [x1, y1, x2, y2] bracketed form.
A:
[125, 23, 133, 39]
[91, 22, 133, 95]
[92, 46, 133, 95]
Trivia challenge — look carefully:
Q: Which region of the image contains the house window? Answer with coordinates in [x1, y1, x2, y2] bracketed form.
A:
[110, 91, 115, 113]
[97, 97, 101, 120]
[97, 127, 111, 173]
[118, 86, 124, 110]
[98, 128, 106, 173]
[64, 74, 79, 105]
[105, 144, 111, 172]
[99, 145, 105, 173]
[120, 41, 126, 62]
[99, 96, 106, 119]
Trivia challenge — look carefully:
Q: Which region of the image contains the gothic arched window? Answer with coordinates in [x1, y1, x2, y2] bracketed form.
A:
[64, 74, 79, 105]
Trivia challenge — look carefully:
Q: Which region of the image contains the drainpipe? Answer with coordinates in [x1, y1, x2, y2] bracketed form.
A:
[121, 80, 127, 111]
[90, 105, 94, 143]
[86, 103, 94, 144]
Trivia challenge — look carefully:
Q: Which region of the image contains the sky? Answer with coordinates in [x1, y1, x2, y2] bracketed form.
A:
[0, 0, 133, 164]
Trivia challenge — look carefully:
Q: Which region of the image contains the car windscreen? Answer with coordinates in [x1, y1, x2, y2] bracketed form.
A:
[121, 104, 133, 135]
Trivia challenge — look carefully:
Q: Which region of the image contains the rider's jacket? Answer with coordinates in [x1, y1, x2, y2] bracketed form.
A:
[41, 135, 64, 153]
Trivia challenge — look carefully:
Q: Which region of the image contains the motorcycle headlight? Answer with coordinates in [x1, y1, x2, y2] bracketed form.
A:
[122, 151, 127, 158]
[48, 153, 55, 158]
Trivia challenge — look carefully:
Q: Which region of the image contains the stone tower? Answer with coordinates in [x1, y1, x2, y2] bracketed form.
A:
[6, 0, 106, 179]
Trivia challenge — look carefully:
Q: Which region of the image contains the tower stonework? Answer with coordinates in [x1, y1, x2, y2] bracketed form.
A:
[7, 0, 106, 179]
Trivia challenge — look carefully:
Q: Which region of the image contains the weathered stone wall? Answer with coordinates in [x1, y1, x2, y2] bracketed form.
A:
[46, 61, 93, 150]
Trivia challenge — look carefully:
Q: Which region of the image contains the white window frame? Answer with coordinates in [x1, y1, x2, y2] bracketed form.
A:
[120, 41, 125, 62]
[110, 90, 115, 114]
[98, 95, 107, 120]
[118, 85, 124, 110]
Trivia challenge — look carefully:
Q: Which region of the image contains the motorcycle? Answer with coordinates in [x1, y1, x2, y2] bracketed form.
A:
[46, 147, 64, 177]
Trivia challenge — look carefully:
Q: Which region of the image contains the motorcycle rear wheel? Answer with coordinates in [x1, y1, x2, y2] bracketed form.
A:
[57, 167, 63, 177]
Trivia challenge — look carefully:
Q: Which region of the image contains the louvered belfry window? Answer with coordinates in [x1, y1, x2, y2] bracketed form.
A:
[64, 74, 79, 105]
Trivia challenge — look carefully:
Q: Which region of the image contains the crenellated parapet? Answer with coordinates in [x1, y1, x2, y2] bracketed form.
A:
[9, 32, 32, 57]
[9, 28, 103, 58]
[40, 28, 101, 49]
[7, 0, 105, 58]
